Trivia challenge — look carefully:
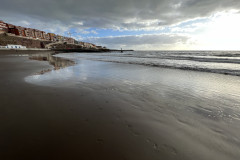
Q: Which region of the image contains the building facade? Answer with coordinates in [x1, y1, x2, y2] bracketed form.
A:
[24, 28, 32, 38]
[43, 33, 50, 41]
[34, 30, 42, 39]
[6, 44, 26, 49]
[48, 33, 56, 41]
[0, 20, 8, 33]
[56, 35, 64, 42]
[1, 20, 102, 49]
[16, 26, 26, 37]
[7, 24, 19, 35]
[66, 37, 74, 44]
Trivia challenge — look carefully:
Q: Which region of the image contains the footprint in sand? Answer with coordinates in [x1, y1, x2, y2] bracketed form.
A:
[96, 138, 104, 144]
[162, 144, 178, 155]
[125, 123, 140, 136]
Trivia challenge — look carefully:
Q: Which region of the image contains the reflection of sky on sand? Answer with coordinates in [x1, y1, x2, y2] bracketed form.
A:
[26, 66, 81, 87]
[26, 57, 240, 120]
[26, 60, 240, 141]
[25, 54, 240, 159]
[26, 57, 240, 98]
[28, 53, 76, 75]
[25, 58, 240, 110]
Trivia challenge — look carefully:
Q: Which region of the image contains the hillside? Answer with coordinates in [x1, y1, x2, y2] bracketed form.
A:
[0, 33, 51, 48]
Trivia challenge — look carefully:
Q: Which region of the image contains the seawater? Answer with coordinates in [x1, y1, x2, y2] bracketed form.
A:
[25, 51, 240, 159]
[55, 50, 240, 76]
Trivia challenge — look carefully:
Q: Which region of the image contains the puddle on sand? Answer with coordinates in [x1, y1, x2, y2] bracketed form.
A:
[29, 53, 76, 75]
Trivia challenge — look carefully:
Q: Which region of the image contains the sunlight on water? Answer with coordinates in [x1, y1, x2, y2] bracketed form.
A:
[24, 52, 240, 159]
[25, 53, 240, 123]
[55, 51, 240, 76]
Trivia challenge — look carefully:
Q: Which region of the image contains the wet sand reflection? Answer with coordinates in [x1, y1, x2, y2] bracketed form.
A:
[29, 53, 75, 74]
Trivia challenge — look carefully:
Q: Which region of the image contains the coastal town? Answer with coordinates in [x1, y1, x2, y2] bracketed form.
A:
[0, 20, 105, 50]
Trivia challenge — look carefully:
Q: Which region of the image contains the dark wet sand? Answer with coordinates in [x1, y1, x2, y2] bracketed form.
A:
[0, 53, 169, 160]
[1, 52, 240, 160]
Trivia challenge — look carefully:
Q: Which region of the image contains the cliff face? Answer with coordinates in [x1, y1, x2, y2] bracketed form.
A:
[0, 33, 51, 48]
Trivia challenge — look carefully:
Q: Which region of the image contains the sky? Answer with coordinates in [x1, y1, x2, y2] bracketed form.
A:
[1, 0, 240, 50]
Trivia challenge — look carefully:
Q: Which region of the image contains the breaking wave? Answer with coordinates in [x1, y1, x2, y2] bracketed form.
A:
[55, 50, 240, 76]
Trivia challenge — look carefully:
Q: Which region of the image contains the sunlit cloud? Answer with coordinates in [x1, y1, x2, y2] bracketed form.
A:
[1, 0, 240, 50]
[188, 10, 240, 50]
[84, 33, 190, 50]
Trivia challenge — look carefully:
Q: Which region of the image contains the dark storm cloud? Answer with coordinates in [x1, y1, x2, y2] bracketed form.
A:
[1, 0, 240, 30]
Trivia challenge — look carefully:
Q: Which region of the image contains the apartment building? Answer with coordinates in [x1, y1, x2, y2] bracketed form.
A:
[43, 33, 50, 41]
[7, 24, 19, 35]
[56, 35, 64, 42]
[0, 20, 8, 33]
[66, 37, 74, 44]
[24, 28, 35, 38]
[0, 20, 97, 48]
[48, 33, 56, 41]
[41, 31, 46, 39]
[16, 26, 26, 37]
[34, 29, 43, 39]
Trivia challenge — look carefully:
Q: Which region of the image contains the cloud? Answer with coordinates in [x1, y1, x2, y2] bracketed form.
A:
[1, 0, 240, 50]
[1, 0, 240, 31]
[84, 34, 190, 50]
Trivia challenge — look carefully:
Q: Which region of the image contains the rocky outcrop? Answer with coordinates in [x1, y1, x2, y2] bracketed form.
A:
[47, 42, 84, 49]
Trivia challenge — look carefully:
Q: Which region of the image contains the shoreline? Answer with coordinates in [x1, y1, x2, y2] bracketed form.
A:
[53, 48, 110, 53]
[1, 52, 240, 160]
[0, 52, 164, 160]
[0, 49, 54, 55]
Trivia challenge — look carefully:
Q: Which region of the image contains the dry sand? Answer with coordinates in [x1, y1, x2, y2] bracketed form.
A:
[0, 51, 240, 160]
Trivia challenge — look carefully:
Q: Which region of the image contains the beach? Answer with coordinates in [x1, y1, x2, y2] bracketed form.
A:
[1, 51, 240, 160]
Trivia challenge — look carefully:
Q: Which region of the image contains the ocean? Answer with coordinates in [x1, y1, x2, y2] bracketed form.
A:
[24, 51, 240, 159]
[55, 50, 240, 76]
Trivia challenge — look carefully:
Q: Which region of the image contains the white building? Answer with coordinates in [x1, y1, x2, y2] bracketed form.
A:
[6, 44, 26, 49]
[83, 42, 96, 48]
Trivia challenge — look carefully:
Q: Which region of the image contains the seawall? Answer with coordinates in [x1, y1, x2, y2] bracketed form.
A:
[0, 33, 51, 48]
[0, 49, 54, 55]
